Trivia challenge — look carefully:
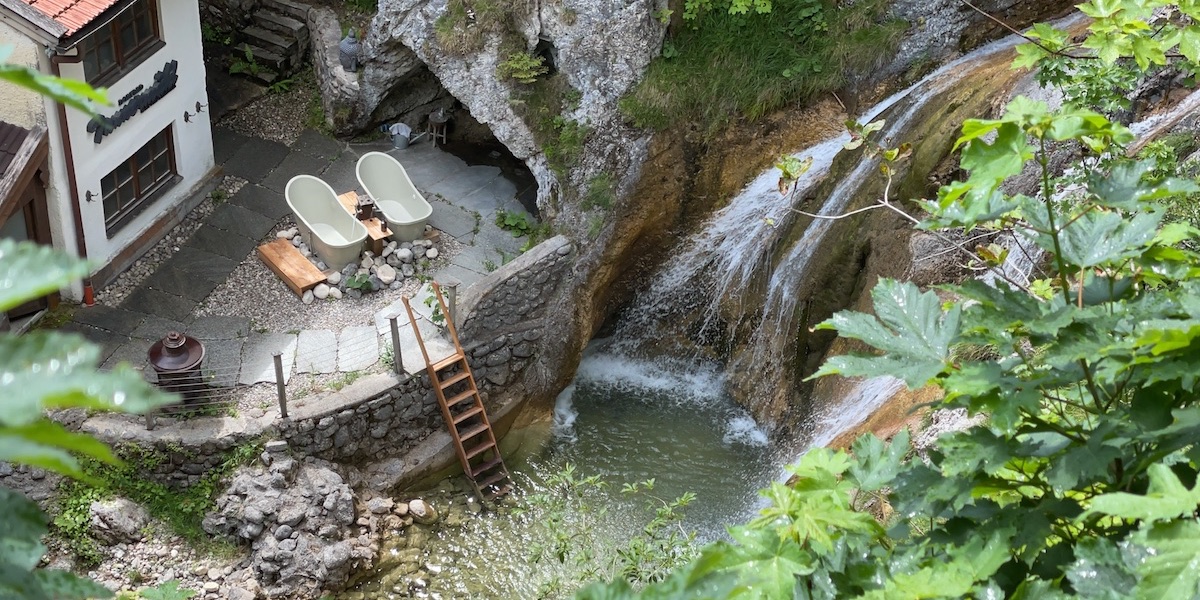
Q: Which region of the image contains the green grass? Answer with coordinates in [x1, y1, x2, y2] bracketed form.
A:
[53, 441, 260, 566]
[620, 0, 906, 136]
[582, 173, 616, 211]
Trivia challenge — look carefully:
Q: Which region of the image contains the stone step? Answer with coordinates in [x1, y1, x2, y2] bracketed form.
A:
[242, 25, 298, 61]
[261, 0, 309, 22]
[254, 11, 308, 45]
[235, 43, 288, 73]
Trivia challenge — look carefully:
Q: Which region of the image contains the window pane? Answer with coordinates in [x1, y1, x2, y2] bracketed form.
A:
[118, 183, 136, 209]
[97, 39, 115, 72]
[135, 145, 151, 167]
[153, 154, 171, 182]
[120, 23, 136, 55]
[103, 191, 119, 221]
[113, 162, 132, 187]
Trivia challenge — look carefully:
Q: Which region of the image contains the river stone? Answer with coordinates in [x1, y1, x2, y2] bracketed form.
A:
[377, 264, 397, 284]
[367, 497, 394, 514]
[314, 283, 331, 299]
[408, 499, 438, 525]
[329, 287, 343, 299]
[327, 271, 342, 285]
[425, 248, 439, 259]
[302, 290, 315, 305]
[397, 248, 413, 262]
[382, 245, 394, 257]
[291, 236, 302, 247]
[276, 230, 292, 239]
[361, 257, 373, 269]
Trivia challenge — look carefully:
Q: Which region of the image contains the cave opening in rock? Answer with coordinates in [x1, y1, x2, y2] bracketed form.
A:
[535, 37, 558, 74]
[371, 64, 540, 217]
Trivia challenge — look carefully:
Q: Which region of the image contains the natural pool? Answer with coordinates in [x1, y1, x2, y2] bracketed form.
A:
[345, 345, 783, 598]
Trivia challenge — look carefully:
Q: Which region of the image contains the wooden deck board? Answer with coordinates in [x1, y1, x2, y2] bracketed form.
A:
[257, 238, 326, 297]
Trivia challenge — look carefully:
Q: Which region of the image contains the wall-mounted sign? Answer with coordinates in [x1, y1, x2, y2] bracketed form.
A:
[86, 60, 179, 144]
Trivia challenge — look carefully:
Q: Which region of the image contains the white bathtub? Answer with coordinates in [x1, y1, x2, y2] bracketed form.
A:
[356, 152, 433, 242]
[285, 175, 367, 269]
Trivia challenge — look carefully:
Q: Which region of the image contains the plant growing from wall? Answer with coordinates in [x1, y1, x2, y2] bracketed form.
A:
[228, 47, 263, 77]
[497, 51, 549, 84]
[581, 1, 1200, 597]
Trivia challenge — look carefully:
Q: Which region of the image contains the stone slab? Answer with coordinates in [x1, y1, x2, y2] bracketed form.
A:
[131, 315, 189, 340]
[121, 288, 197, 322]
[206, 202, 278, 242]
[239, 333, 297, 385]
[168, 246, 240, 282]
[427, 200, 478, 239]
[433, 263, 485, 289]
[203, 338, 244, 388]
[142, 266, 221, 303]
[261, 152, 333, 194]
[396, 317, 455, 375]
[228, 184, 292, 222]
[337, 326, 379, 372]
[99, 337, 151, 372]
[222, 136, 289, 183]
[471, 221, 528, 256]
[189, 315, 251, 340]
[426, 166, 504, 210]
[212, 127, 251, 165]
[185, 224, 259, 262]
[70, 305, 146, 336]
[373, 298, 416, 336]
[291, 129, 344, 161]
[318, 153, 360, 195]
[60, 323, 127, 366]
[296, 329, 337, 374]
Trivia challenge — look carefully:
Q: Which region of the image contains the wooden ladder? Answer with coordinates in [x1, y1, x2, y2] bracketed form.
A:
[401, 283, 513, 501]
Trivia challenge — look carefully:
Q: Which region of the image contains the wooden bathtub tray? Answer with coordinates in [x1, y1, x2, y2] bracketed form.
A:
[258, 238, 326, 297]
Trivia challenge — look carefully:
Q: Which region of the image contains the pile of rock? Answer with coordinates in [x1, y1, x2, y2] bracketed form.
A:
[202, 443, 378, 598]
[273, 227, 442, 304]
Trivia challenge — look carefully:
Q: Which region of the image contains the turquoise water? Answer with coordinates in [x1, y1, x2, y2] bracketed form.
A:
[349, 347, 780, 598]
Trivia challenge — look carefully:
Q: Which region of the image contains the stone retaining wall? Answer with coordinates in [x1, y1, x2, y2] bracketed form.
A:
[76, 236, 577, 488]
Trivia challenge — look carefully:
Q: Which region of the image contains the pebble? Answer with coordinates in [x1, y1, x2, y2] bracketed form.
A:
[316, 261, 327, 270]
[292, 237, 302, 247]
[426, 248, 439, 259]
[397, 248, 413, 262]
[276, 230, 292, 240]
[382, 246, 393, 258]
[327, 271, 342, 285]
[329, 287, 343, 299]
[302, 290, 314, 305]
[361, 257, 373, 269]
[208, 567, 223, 581]
[314, 283, 330, 300]
[192, 565, 208, 577]
[204, 582, 219, 592]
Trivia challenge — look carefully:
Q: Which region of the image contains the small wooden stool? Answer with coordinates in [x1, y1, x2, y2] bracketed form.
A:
[428, 111, 449, 146]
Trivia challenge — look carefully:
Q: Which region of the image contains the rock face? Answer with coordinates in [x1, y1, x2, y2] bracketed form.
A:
[203, 459, 377, 598]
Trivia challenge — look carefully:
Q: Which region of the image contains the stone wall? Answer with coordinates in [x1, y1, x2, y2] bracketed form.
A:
[76, 236, 577, 488]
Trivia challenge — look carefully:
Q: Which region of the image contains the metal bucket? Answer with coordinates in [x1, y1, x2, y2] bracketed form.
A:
[392, 133, 410, 149]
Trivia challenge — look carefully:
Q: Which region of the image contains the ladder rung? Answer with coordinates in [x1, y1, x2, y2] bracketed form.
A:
[458, 422, 489, 441]
[438, 371, 471, 389]
[470, 456, 504, 478]
[464, 441, 495, 460]
[445, 388, 476, 408]
[452, 406, 484, 425]
[432, 353, 465, 371]
[476, 470, 509, 490]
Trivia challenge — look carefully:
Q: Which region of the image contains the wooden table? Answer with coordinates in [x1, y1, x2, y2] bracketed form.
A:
[336, 190, 391, 254]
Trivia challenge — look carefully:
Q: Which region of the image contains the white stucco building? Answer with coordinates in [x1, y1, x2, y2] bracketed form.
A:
[0, 0, 214, 309]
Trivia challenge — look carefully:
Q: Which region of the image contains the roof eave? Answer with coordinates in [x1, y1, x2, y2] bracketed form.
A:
[0, 0, 67, 45]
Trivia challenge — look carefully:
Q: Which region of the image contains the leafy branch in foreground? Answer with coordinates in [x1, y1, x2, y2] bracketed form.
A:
[0, 240, 175, 599]
[580, 4, 1200, 598]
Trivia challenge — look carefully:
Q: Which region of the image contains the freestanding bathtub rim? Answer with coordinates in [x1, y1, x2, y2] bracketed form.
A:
[356, 152, 433, 242]
[285, 174, 368, 269]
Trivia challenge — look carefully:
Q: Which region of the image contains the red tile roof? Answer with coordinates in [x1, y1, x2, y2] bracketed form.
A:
[21, 0, 120, 36]
[0, 122, 31, 178]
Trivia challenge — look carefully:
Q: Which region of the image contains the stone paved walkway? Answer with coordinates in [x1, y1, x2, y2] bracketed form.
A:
[66, 128, 530, 387]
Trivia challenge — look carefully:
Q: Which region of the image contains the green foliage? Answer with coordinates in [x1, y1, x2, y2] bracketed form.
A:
[682, 0, 772, 19]
[116, 580, 197, 600]
[422, 293, 446, 326]
[620, 0, 904, 135]
[0, 47, 108, 115]
[268, 77, 295, 94]
[54, 441, 259, 564]
[495, 208, 536, 236]
[497, 51, 549, 84]
[228, 47, 262, 77]
[583, 173, 616, 211]
[345, 273, 373, 291]
[585, 6, 1200, 598]
[523, 466, 697, 597]
[434, 0, 527, 56]
[0, 238, 173, 597]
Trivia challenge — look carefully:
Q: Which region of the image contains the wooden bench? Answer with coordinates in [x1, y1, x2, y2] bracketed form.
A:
[257, 238, 326, 297]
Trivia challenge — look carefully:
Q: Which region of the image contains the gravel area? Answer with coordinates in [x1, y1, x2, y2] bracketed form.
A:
[216, 71, 315, 144]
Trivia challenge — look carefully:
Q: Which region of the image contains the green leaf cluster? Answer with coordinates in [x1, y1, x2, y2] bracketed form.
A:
[581, 6, 1200, 599]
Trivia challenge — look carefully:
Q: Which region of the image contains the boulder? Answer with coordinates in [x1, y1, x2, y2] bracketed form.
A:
[408, 499, 439, 525]
[89, 497, 150, 544]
